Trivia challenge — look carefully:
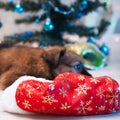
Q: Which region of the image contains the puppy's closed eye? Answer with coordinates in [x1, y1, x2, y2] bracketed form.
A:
[73, 63, 84, 72]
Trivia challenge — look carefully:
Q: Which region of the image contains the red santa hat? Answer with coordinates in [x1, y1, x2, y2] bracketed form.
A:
[0, 72, 120, 115]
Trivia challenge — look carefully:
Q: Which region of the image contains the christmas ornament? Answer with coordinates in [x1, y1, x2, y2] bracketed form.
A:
[0, 21, 2, 28]
[25, 31, 32, 36]
[66, 43, 107, 70]
[44, 18, 54, 31]
[79, 0, 88, 11]
[20, 31, 32, 38]
[87, 37, 110, 56]
[42, 3, 47, 10]
[8, 31, 33, 40]
[1, 72, 120, 115]
[99, 43, 110, 55]
[77, 12, 83, 18]
[35, 18, 40, 24]
[14, 4, 24, 14]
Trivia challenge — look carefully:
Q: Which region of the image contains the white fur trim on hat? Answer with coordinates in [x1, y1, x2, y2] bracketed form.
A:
[0, 76, 52, 114]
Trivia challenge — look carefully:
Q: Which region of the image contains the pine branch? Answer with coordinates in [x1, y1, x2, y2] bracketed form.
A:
[0, 0, 110, 46]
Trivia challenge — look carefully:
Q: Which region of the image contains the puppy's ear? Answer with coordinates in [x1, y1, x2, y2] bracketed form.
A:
[43, 46, 66, 67]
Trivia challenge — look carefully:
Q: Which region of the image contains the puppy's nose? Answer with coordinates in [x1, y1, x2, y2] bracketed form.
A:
[81, 68, 92, 77]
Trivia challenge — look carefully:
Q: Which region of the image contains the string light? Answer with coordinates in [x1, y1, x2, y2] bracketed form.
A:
[48, 1, 75, 15]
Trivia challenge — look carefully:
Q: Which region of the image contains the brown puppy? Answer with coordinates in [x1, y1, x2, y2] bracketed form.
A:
[0, 44, 91, 90]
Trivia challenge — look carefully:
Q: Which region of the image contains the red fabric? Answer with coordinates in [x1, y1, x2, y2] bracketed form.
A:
[16, 72, 120, 115]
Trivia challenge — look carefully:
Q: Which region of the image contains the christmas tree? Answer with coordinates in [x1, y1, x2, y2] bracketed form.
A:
[0, 0, 111, 70]
[0, 0, 110, 47]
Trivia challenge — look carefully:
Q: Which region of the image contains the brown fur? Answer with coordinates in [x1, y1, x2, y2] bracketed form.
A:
[0, 45, 91, 90]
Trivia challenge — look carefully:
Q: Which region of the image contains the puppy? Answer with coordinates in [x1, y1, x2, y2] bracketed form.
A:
[0, 44, 91, 90]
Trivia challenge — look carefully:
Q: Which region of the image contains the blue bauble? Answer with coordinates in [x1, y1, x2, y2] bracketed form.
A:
[99, 44, 110, 55]
[42, 3, 47, 10]
[82, 0, 88, 6]
[44, 18, 54, 31]
[35, 18, 40, 24]
[20, 31, 33, 38]
[14, 4, 24, 14]
[20, 33, 27, 38]
[25, 31, 32, 36]
[77, 12, 83, 18]
[0, 21, 3, 28]
[79, 0, 88, 11]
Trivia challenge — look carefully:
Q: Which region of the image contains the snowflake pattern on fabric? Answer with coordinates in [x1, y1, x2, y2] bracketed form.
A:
[74, 83, 91, 96]
[90, 78, 100, 84]
[74, 100, 93, 115]
[42, 92, 58, 105]
[22, 99, 32, 109]
[60, 102, 71, 110]
[16, 72, 120, 115]
[59, 87, 67, 97]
